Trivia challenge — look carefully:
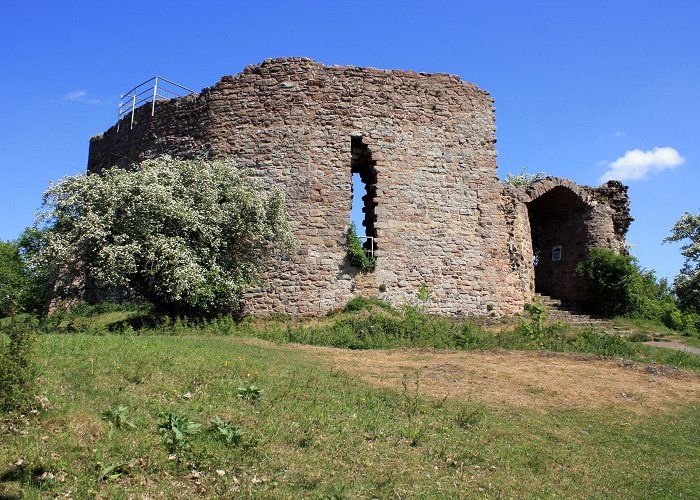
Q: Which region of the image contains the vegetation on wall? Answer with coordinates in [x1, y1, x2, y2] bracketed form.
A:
[346, 222, 375, 271]
[502, 167, 547, 187]
[31, 156, 296, 316]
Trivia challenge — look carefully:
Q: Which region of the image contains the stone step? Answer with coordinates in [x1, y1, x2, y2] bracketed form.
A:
[534, 293, 605, 325]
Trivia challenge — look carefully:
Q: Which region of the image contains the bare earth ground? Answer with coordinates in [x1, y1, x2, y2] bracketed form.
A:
[644, 340, 700, 356]
[240, 338, 700, 415]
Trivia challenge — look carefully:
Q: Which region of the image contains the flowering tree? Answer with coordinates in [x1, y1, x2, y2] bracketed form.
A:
[34, 156, 296, 316]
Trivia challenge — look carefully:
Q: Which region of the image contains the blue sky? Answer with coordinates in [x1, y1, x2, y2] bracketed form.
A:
[0, 0, 697, 281]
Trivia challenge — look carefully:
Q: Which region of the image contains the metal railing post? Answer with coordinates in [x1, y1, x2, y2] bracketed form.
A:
[117, 93, 123, 133]
[151, 77, 158, 116]
[130, 94, 136, 130]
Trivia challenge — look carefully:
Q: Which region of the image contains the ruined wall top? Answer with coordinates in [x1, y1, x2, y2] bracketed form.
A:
[504, 177, 633, 238]
[89, 57, 496, 175]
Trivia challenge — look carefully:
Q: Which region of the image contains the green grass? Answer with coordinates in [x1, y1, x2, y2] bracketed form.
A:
[1, 333, 699, 498]
[19, 301, 700, 371]
[610, 316, 677, 336]
[682, 336, 700, 348]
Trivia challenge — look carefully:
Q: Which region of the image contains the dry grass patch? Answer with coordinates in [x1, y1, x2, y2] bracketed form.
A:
[243, 339, 700, 415]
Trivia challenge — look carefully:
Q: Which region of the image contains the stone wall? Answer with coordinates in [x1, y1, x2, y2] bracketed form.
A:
[87, 57, 631, 316]
[503, 178, 632, 307]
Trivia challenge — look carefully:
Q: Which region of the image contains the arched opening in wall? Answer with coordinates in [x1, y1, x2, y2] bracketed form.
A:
[351, 136, 378, 255]
[527, 186, 592, 307]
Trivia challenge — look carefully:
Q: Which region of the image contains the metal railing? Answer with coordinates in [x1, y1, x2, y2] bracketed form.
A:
[359, 236, 375, 259]
[117, 76, 195, 132]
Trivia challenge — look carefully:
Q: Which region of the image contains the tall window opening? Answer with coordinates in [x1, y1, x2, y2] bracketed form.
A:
[350, 136, 378, 253]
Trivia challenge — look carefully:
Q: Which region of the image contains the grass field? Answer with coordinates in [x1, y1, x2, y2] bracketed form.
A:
[2, 323, 700, 498]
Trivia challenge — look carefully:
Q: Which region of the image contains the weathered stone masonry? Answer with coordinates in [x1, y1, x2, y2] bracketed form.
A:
[87, 57, 632, 316]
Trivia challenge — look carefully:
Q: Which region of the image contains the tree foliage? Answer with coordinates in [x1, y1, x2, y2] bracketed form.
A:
[0, 229, 51, 317]
[0, 240, 27, 317]
[34, 156, 296, 316]
[665, 209, 700, 313]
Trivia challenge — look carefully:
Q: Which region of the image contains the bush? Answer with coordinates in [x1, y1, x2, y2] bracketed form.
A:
[575, 248, 642, 317]
[0, 316, 38, 413]
[574, 248, 699, 334]
[502, 167, 546, 187]
[343, 296, 392, 313]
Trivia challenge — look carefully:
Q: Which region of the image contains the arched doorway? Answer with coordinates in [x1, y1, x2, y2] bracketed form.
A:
[527, 185, 592, 307]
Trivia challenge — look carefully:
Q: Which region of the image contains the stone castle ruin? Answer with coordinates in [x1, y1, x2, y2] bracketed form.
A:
[88, 57, 632, 317]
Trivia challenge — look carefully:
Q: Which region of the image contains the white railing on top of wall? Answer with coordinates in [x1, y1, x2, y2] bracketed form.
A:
[117, 76, 195, 132]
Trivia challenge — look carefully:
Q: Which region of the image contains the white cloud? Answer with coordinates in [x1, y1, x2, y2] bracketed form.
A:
[599, 146, 685, 182]
[63, 89, 101, 105]
[63, 89, 87, 101]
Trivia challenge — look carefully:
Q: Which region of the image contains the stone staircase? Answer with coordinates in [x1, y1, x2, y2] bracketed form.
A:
[534, 294, 608, 326]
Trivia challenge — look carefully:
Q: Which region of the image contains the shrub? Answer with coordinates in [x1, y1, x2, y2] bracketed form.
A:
[628, 331, 651, 343]
[343, 296, 392, 313]
[0, 240, 29, 317]
[575, 248, 641, 317]
[524, 302, 547, 325]
[0, 316, 38, 413]
[453, 322, 488, 349]
[503, 167, 547, 187]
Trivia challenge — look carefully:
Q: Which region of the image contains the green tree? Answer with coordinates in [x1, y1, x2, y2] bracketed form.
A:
[0, 229, 53, 317]
[0, 240, 28, 317]
[665, 209, 700, 313]
[33, 156, 296, 316]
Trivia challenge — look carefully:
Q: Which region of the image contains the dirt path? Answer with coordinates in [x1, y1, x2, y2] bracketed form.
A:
[240, 339, 700, 415]
[644, 340, 700, 356]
